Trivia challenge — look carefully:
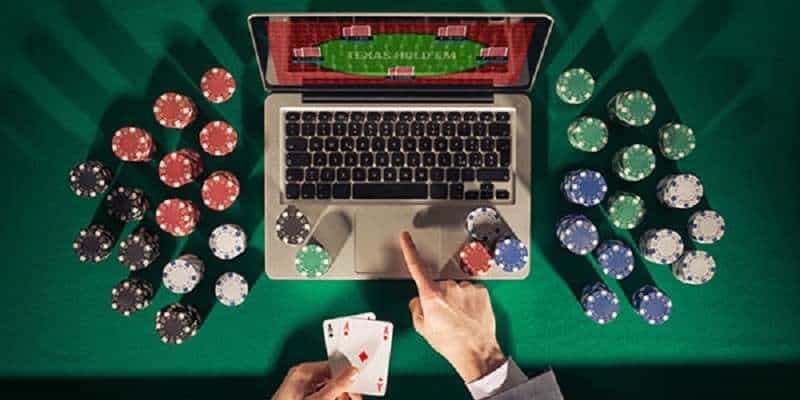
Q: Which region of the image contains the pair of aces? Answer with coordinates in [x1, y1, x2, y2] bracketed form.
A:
[323, 313, 394, 397]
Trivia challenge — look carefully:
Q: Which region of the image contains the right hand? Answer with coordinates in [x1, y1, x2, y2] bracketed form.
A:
[400, 231, 507, 383]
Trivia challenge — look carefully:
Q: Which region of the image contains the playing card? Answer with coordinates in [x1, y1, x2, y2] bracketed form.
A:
[322, 312, 376, 357]
[332, 318, 393, 396]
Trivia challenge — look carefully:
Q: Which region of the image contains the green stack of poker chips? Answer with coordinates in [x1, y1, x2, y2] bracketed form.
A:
[295, 243, 331, 277]
[612, 144, 656, 181]
[606, 192, 646, 229]
[555, 68, 595, 104]
[566, 116, 608, 152]
[658, 122, 696, 160]
[607, 90, 656, 127]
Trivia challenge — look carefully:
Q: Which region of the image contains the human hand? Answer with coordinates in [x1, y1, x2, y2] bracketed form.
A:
[272, 361, 361, 400]
[400, 232, 506, 383]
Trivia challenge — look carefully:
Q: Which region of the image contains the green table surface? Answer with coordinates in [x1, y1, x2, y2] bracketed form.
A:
[2, 0, 799, 398]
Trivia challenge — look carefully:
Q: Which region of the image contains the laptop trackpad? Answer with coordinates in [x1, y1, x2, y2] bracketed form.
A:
[355, 209, 440, 278]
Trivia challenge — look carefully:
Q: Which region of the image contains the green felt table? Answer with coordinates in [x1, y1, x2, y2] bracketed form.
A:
[2, 0, 799, 398]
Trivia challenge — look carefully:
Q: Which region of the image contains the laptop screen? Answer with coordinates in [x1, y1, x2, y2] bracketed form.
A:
[249, 14, 552, 91]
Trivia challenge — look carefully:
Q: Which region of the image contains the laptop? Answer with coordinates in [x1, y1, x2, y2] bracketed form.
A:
[248, 13, 553, 280]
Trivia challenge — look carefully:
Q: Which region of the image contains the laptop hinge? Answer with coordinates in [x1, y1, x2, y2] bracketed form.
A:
[301, 91, 494, 104]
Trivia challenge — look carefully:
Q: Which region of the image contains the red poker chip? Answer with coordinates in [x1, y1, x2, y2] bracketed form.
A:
[202, 171, 240, 211]
[459, 241, 494, 276]
[200, 67, 236, 104]
[156, 198, 200, 237]
[159, 149, 203, 188]
[153, 92, 197, 129]
[199, 121, 238, 156]
[112, 127, 155, 162]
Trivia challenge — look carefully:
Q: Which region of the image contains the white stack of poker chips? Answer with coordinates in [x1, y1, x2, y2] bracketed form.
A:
[162, 254, 205, 294]
[465, 207, 502, 243]
[215, 272, 249, 307]
[656, 174, 704, 209]
[638, 229, 684, 265]
[672, 250, 717, 285]
[688, 210, 726, 244]
[209, 224, 247, 260]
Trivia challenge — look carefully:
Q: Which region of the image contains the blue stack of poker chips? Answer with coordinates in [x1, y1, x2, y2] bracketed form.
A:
[556, 214, 599, 255]
[580, 282, 620, 324]
[561, 169, 608, 207]
[632, 285, 672, 325]
[493, 237, 529, 272]
[594, 240, 635, 280]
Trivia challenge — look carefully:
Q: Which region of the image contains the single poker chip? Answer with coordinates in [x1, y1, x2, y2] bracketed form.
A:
[613, 144, 656, 182]
[561, 169, 607, 207]
[275, 205, 312, 246]
[199, 120, 238, 156]
[162, 254, 205, 294]
[466, 207, 502, 243]
[209, 224, 247, 260]
[555, 68, 595, 104]
[117, 228, 160, 271]
[606, 192, 646, 229]
[639, 229, 684, 265]
[159, 149, 203, 188]
[658, 123, 696, 160]
[155, 303, 201, 344]
[672, 250, 716, 285]
[581, 283, 620, 324]
[688, 210, 725, 244]
[73, 225, 115, 263]
[111, 126, 155, 162]
[106, 186, 149, 221]
[657, 174, 704, 209]
[556, 214, 599, 255]
[68, 161, 112, 198]
[153, 92, 197, 129]
[566, 116, 608, 152]
[295, 243, 332, 277]
[459, 241, 495, 276]
[633, 286, 672, 325]
[494, 237, 529, 272]
[111, 278, 154, 316]
[201, 67, 236, 104]
[609, 90, 656, 127]
[215, 272, 249, 307]
[595, 240, 635, 280]
[202, 170, 240, 211]
[156, 198, 200, 237]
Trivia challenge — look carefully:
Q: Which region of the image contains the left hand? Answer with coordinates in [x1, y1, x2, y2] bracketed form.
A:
[272, 361, 360, 400]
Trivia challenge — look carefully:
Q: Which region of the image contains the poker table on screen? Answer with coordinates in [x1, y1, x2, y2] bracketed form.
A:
[2, 1, 799, 398]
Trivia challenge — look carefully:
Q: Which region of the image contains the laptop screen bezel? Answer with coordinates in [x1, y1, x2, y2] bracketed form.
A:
[248, 13, 553, 93]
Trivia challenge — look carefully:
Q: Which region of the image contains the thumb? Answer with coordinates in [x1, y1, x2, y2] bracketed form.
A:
[307, 366, 359, 400]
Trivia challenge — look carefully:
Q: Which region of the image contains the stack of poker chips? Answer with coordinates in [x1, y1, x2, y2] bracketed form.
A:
[73, 225, 115, 263]
[594, 240, 635, 280]
[556, 214, 599, 255]
[493, 238, 529, 273]
[561, 169, 607, 207]
[202, 170, 241, 211]
[639, 229, 684, 265]
[106, 186, 149, 222]
[566, 116, 608, 152]
[671, 250, 717, 285]
[162, 254, 205, 294]
[155, 303, 202, 345]
[68, 160, 112, 198]
[555, 68, 595, 105]
[199, 121, 238, 157]
[295, 243, 331, 278]
[153, 92, 197, 129]
[117, 228, 160, 271]
[458, 241, 495, 276]
[607, 90, 656, 127]
[581, 282, 620, 324]
[111, 126, 156, 162]
[200, 67, 237, 104]
[209, 224, 247, 260]
[159, 149, 203, 188]
[656, 174, 704, 209]
[275, 205, 312, 246]
[657, 123, 696, 160]
[633, 285, 672, 325]
[111, 278, 154, 316]
[688, 210, 725, 244]
[215, 272, 249, 307]
[606, 192, 646, 230]
[612, 144, 656, 182]
[156, 198, 200, 237]
[464, 207, 529, 274]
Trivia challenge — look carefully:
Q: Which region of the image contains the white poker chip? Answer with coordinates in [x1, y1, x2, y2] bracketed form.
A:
[688, 210, 725, 244]
[658, 174, 704, 209]
[215, 272, 249, 307]
[162, 255, 204, 294]
[275, 205, 311, 246]
[639, 229, 684, 265]
[672, 250, 716, 285]
[466, 207, 502, 243]
[209, 224, 247, 260]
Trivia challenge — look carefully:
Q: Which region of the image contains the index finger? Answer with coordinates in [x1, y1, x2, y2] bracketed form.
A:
[399, 231, 438, 298]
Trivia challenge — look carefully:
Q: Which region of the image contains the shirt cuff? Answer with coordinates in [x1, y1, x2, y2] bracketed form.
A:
[466, 358, 529, 400]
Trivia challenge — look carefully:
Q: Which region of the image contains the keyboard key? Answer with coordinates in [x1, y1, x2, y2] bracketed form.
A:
[500, 149, 511, 167]
[379, 122, 394, 136]
[464, 112, 478, 122]
[301, 183, 315, 199]
[318, 111, 332, 121]
[480, 190, 494, 200]
[449, 138, 464, 151]
[313, 153, 327, 166]
[403, 138, 417, 151]
[399, 112, 413, 122]
[430, 184, 448, 199]
[333, 123, 347, 136]
[465, 138, 479, 151]
[388, 137, 402, 152]
[348, 123, 362, 136]
[353, 183, 428, 199]
[352, 168, 366, 181]
[391, 152, 405, 166]
[496, 138, 511, 151]
[286, 153, 311, 167]
[422, 152, 436, 167]
[414, 168, 428, 182]
[371, 138, 386, 151]
[328, 153, 343, 166]
[317, 123, 331, 136]
[286, 122, 300, 136]
[495, 112, 510, 121]
[351, 112, 365, 122]
[334, 112, 349, 122]
[383, 111, 397, 121]
[286, 168, 304, 182]
[368, 168, 381, 181]
[480, 183, 494, 192]
[468, 153, 483, 167]
[479, 112, 494, 122]
[285, 183, 300, 199]
[496, 189, 510, 199]
[336, 168, 351, 181]
[419, 137, 433, 151]
[305, 168, 319, 182]
[414, 112, 429, 121]
[376, 152, 390, 166]
[383, 168, 397, 181]
[302, 112, 316, 122]
[484, 153, 499, 167]
[356, 137, 370, 152]
[302, 123, 316, 136]
[364, 122, 378, 136]
[309, 137, 324, 152]
[437, 153, 452, 167]
[431, 112, 446, 122]
[462, 168, 476, 181]
[333, 183, 351, 199]
[285, 112, 301, 121]
[399, 168, 413, 181]
[465, 190, 479, 200]
[477, 168, 510, 181]
[411, 122, 425, 136]
[446, 168, 460, 182]
[285, 138, 308, 151]
[457, 123, 472, 136]
[474, 123, 488, 136]
[446, 112, 461, 122]
[367, 112, 381, 122]
[344, 153, 358, 166]
[426, 123, 441, 136]
[453, 152, 467, 167]
[442, 122, 456, 136]
[317, 183, 332, 199]
[406, 152, 421, 167]
[321, 168, 335, 181]
[489, 123, 510, 136]
[480, 138, 494, 151]
[434, 138, 448, 152]
[341, 138, 355, 152]
[359, 153, 374, 166]
[450, 184, 464, 199]
[430, 168, 445, 182]
[396, 123, 410, 136]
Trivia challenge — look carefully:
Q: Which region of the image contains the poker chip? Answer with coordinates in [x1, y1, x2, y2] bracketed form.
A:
[215, 272, 249, 307]
[606, 192, 646, 230]
[200, 67, 236, 104]
[73, 225, 115, 263]
[633, 285, 672, 325]
[199, 120, 238, 156]
[275, 205, 311, 246]
[117, 228, 160, 271]
[156, 198, 200, 237]
[594, 240, 635, 280]
[111, 278, 154, 316]
[153, 92, 197, 129]
[608, 90, 656, 127]
[209, 224, 247, 260]
[201, 170, 240, 211]
[111, 126, 156, 162]
[465, 207, 502, 243]
[159, 149, 203, 188]
[561, 169, 607, 207]
[657, 174, 704, 209]
[658, 123, 696, 160]
[295, 243, 331, 277]
[494, 237, 529, 272]
[68, 160, 112, 198]
[688, 210, 725, 244]
[155, 303, 202, 344]
[459, 241, 495, 276]
[555, 68, 595, 104]
[162, 254, 205, 294]
[581, 282, 620, 324]
[672, 250, 716, 285]
[556, 214, 599, 255]
[639, 228, 684, 265]
[106, 186, 149, 221]
[612, 144, 656, 182]
[566, 116, 608, 152]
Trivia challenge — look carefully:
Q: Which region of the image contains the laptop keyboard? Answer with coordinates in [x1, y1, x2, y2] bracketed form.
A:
[282, 107, 514, 202]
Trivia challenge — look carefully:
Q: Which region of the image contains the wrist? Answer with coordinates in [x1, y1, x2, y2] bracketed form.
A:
[453, 341, 506, 383]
